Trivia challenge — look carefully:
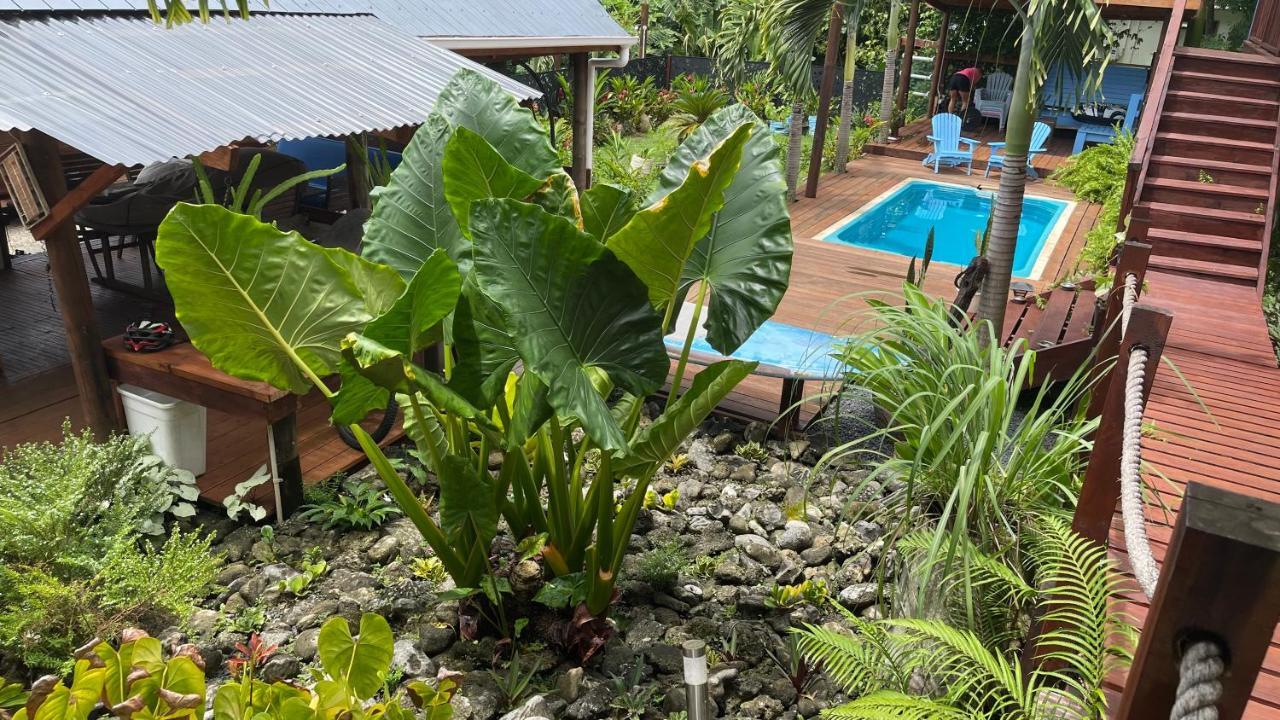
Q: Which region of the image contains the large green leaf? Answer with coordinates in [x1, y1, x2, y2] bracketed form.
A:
[340, 334, 492, 428]
[449, 281, 520, 409]
[615, 360, 757, 477]
[579, 183, 634, 242]
[317, 613, 394, 700]
[362, 69, 558, 277]
[469, 199, 668, 452]
[651, 104, 793, 355]
[442, 127, 545, 239]
[607, 123, 753, 309]
[330, 249, 460, 425]
[528, 172, 582, 226]
[156, 203, 370, 394]
[321, 246, 406, 317]
[437, 454, 498, 584]
[433, 69, 560, 180]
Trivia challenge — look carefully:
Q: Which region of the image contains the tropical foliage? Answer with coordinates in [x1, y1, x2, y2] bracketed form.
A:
[0, 425, 221, 675]
[154, 69, 793, 627]
[11, 613, 456, 720]
[815, 287, 1099, 606]
[797, 517, 1135, 719]
[1052, 130, 1136, 279]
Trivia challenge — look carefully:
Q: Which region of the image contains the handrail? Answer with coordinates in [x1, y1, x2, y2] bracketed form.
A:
[1118, 0, 1187, 228]
[1246, 0, 1280, 56]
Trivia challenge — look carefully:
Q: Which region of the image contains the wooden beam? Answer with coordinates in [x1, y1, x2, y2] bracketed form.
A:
[1072, 302, 1172, 546]
[1115, 482, 1280, 720]
[894, 0, 922, 133]
[18, 130, 119, 439]
[30, 163, 126, 242]
[1084, 239, 1153, 421]
[805, 5, 844, 199]
[928, 10, 951, 115]
[569, 52, 592, 189]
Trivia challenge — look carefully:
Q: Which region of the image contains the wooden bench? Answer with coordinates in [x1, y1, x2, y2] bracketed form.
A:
[103, 337, 305, 519]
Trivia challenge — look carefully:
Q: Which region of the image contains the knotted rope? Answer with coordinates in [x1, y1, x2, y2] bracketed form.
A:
[1113, 273, 1227, 718]
[1117, 272, 1160, 599]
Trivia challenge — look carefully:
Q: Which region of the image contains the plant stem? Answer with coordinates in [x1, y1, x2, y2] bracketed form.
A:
[667, 281, 708, 410]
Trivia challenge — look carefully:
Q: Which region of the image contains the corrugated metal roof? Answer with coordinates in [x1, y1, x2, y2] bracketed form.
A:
[0, 0, 631, 43]
[359, 0, 631, 40]
[0, 13, 539, 167]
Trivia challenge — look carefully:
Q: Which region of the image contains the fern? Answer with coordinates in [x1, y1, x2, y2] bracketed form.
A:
[801, 519, 1134, 719]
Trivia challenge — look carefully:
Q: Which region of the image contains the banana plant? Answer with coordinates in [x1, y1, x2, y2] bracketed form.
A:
[154, 69, 793, 623]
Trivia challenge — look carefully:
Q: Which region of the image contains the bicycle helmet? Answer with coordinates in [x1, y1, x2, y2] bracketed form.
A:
[124, 320, 175, 352]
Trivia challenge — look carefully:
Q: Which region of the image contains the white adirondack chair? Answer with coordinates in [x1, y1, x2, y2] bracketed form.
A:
[975, 72, 1014, 129]
[923, 113, 979, 175]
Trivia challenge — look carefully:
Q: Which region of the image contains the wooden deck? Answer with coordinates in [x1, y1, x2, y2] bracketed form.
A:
[1105, 270, 1280, 717]
[867, 114, 1081, 178]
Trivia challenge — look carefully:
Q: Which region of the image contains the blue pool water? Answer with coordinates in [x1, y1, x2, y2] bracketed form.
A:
[666, 320, 842, 379]
[820, 179, 1070, 277]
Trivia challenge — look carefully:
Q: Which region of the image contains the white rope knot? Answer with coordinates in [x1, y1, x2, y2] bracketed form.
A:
[1171, 640, 1225, 720]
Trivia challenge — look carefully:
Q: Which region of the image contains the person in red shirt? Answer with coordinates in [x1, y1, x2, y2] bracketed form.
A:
[946, 66, 983, 115]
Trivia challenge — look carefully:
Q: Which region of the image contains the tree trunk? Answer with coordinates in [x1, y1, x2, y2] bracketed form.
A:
[835, 0, 864, 171]
[786, 101, 805, 201]
[877, 0, 901, 141]
[976, 20, 1037, 340]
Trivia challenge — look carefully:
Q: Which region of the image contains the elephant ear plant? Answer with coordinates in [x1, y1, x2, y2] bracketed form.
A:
[155, 70, 792, 632]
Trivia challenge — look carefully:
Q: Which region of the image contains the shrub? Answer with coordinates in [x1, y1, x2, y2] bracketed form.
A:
[1052, 130, 1136, 277]
[298, 477, 401, 530]
[634, 539, 686, 590]
[817, 286, 1098, 606]
[0, 425, 221, 675]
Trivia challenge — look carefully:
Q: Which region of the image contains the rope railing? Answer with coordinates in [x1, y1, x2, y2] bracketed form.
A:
[1111, 272, 1227, 719]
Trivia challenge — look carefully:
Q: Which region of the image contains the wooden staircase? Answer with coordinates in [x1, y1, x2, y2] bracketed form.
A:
[1128, 46, 1280, 288]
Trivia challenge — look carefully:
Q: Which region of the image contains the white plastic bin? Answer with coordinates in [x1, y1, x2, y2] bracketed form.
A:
[117, 384, 207, 475]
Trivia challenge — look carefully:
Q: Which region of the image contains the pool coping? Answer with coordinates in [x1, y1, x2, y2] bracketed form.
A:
[813, 177, 1077, 282]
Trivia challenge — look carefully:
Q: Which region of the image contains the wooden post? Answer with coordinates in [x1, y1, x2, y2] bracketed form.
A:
[638, 3, 649, 58]
[893, 0, 921, 133]
[1072, 302, 1172, 546]
[19, 130, 119, 439]
[270, 414, 305, 518]
[1084, 239, 1153, 422]
[928, 11, 951, 115]
[1115, 482, 1280, 720]
[804, 5, 844, 199]
[777, 378, 806, 438]
[344, 134, 371, 210]
[570, 52, 592, 189]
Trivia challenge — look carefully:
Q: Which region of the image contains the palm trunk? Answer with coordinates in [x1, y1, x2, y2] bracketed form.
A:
[786, 100, 805, 201]
[877, 0, 901, 141]
[835, 0, 863, 171]
[976, 20, 1037, 340]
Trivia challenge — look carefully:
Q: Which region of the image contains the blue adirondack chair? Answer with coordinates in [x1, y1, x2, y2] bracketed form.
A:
[276, 137, 346, 208]
[1072, 93, 1142, 153]
[986, 121, 1054, 178]
[923, 113, 979, 174]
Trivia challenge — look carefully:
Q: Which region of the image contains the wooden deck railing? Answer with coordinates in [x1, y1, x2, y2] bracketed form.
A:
[1117, 0, 1187, 228]
[1247, 0, 1280, 56]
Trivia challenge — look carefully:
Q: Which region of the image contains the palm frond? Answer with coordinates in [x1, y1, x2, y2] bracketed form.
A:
[774, 0, 837, 92]
[147, 0, 254, 25]
[823, 691, 977, 720]
[795, 618, 915, 697]
[1025, 0, 1114, 110]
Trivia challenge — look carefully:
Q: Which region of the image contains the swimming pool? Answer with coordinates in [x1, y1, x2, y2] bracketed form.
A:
[664, 304, 843, 379]
[817, 179, 1073, 279]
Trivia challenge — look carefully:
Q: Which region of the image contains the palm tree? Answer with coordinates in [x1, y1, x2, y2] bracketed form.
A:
[975, 0, 1113, 335]
[834, 0, 866, 172]
[878, 0, 902, 142]
[716, 0, 815, 201]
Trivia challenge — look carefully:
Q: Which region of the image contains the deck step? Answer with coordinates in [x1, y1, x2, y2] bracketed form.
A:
[1145, 227, 1263, 253]
[1143, 201, 1267, 224]
[1169, 69, 1280, 100]
[1170, 69, 1280, 87]
[1174, 45, 1280, 66]
[1173, 47, 1280, 82]
[1145, 177, 1269, 199]
[1163, 90, 1280, 110]
[1159, 111, 1279, 143]
[1146, 255, 1260, 282]
[1153, 132, 1274, 152]
[1147, 155, 1273, 176]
